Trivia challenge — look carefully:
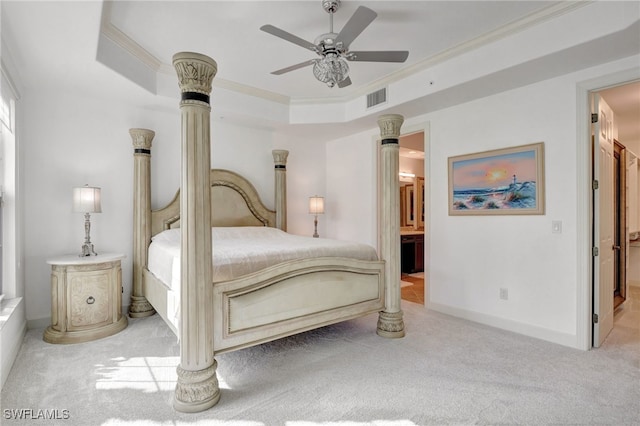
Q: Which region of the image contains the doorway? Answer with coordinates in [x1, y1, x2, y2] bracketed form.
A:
[398, 130, 426, 305]
[591, 80, 640, 348]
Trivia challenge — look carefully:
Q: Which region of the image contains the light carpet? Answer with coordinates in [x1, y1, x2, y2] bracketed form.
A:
[1, 300, 639, 426]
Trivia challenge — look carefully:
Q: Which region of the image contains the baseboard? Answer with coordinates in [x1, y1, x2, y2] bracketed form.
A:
[27, 317, 50, 330]
[427, 301, 579, 349]
[629, 280, 640, 288]
[1, 297, 27, 389]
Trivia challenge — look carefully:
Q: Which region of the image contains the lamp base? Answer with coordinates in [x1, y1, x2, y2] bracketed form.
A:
[79, 243, 97, 257]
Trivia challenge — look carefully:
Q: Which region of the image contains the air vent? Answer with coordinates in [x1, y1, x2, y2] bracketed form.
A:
[366, 88, 387, 109]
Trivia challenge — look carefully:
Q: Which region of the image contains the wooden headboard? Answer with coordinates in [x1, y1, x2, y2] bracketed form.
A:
[150, 169, 277, 237]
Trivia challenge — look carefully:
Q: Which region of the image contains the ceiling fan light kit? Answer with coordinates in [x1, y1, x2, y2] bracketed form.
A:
[313, 54, 349, 88]
[261, 0, 409, 88]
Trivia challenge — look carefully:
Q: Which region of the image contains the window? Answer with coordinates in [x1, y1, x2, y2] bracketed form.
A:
[0, 69, 17, 300]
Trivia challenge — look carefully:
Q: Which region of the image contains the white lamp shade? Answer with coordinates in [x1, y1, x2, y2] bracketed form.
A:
[73, 186, 102, 213]
[309, 196, 325, 215]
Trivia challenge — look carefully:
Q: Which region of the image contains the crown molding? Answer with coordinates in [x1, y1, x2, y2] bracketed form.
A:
[291, 1, 591, 106]
[99, 0, 589, 108]
[100, 0, 161, 72]
[155, 63, 289, 104]
[100, 0, 290, 104]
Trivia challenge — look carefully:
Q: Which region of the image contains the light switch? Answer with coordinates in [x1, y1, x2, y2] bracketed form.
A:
[552, 220, 562, 234]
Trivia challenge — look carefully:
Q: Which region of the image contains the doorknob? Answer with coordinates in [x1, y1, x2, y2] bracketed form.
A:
[612, 245, 621, 250]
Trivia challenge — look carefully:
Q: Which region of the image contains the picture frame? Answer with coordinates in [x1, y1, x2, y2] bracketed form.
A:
[406, 184, 414, 225]
[448, 142, 545, 215]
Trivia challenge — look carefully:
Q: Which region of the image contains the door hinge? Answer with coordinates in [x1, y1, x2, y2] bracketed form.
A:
[591, 113, 598, 123]
[592, 180, 599, 190]
[593, 313, 599, 324]
[593, 247, 599, 256]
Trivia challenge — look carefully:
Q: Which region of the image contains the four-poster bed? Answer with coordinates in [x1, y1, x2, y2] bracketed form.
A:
[128, 52, 405, 412]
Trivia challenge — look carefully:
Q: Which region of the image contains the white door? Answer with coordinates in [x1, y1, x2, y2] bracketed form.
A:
[593, 94, 615, 347]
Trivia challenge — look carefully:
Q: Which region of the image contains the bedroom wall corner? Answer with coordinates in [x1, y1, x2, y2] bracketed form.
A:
[275, 133, 327, 238]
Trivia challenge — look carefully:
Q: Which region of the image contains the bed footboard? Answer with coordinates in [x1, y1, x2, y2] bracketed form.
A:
[142, 268, 178, 336]
[212, 257, 384, 354]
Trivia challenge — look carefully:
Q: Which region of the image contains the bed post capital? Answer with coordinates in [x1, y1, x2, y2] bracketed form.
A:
[272, 149, 289, 168]
[377, 114, 404, 141]
[173, 52, 217, 97]
[130, 128, 154, 152]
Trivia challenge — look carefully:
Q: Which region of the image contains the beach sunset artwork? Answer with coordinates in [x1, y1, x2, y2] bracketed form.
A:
[448, 143, 545, 215]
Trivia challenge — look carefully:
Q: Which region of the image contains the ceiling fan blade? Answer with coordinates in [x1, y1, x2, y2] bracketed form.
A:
[260, 24, 317, 52]
[338, 76, 352, 88]
[347, 51, 409, 63]
[335, 6, 377, 49]
[271, 59, 316, 75]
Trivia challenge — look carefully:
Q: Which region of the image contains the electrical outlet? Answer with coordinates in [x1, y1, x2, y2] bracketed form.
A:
[500, 288, 509, 300]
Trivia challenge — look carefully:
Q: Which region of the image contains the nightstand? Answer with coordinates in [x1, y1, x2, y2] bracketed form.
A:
[43, 253, 128, 344]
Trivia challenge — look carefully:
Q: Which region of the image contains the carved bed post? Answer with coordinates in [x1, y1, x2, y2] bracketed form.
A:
[129, 128, 156, 318]
[172, 52, 220, 412]
[272, 149, 289, 231]
[377, 114, 406, 338]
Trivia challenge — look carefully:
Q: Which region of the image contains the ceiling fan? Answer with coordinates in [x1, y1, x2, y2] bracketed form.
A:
[260, 0, 409, 88]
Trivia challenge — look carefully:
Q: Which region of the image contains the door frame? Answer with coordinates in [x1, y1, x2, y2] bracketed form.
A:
[576, 68, 640, 350]
[613, 139, 627, 309]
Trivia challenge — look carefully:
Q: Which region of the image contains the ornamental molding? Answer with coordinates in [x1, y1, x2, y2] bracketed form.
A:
[377, 114, 405, 139]
[173, 52, 217, 95]
[129, 128, 155, 150]
[272, 150, 289, 166]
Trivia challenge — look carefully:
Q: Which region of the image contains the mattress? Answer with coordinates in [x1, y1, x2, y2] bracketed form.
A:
[147, 226, 378, 290]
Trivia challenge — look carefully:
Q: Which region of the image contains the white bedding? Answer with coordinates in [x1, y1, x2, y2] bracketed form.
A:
[147, 226, 378, 290]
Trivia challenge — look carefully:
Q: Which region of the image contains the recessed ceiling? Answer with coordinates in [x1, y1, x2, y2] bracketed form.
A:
[2, 1, 637, 140]
[101, 0, 560, 101]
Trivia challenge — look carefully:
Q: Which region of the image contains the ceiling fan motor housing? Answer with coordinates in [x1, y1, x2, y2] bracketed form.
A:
[314, 33, 345, 55]
[322, 0, 340, 14]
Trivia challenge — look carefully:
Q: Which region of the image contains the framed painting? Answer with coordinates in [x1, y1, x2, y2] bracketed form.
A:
[448, 142, 545, 215]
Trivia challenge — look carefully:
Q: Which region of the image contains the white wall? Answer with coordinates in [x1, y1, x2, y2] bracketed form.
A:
[399, 156, 424, 179]
[326, 130, 379, 248]
[425, 76, 579, 345]
[322, 56, 639, 348]
[276, 134, 326, 238]
[22, 88, 280, 325]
